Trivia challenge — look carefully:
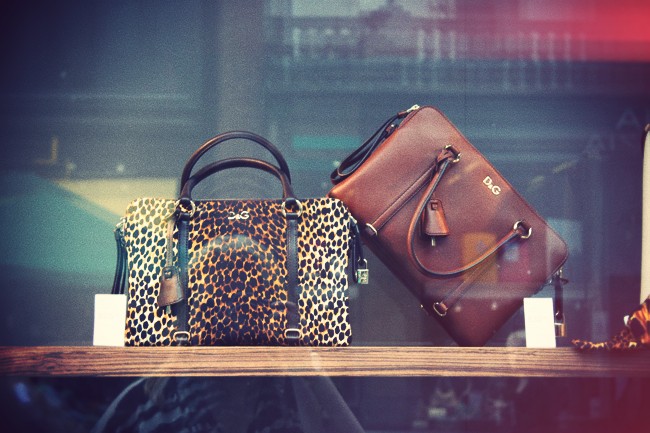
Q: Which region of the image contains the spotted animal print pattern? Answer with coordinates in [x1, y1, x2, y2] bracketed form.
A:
[572, 296, 650, 351]
[122, 197, 352, 346]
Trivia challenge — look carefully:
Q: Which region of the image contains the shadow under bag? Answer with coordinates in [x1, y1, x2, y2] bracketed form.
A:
[113, 131, 365, 346]
[329, 105, 568, 346]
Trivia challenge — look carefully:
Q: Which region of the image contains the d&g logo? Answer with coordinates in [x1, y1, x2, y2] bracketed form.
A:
[228, 210, 250, 220]
[483, 176, 501, 196]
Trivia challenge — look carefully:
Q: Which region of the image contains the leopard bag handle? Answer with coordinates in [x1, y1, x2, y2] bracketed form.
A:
[179, 157, 296, 201]
[181, 131, 292, 190]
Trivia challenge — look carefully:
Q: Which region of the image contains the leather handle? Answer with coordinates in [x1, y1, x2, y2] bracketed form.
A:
[330, 105, 420, 184]
[406, 147, 529, 276]
[181, 131, 291, 191]
[180, 157, 295, 201]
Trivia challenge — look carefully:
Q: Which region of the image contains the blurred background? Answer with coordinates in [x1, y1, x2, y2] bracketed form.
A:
[0, 1, 648, 431]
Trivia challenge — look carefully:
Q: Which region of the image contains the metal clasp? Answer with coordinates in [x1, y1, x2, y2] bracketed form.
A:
[281, 199, 303, 218]
[444, 144, 461, 163]
[555, 320, 567, 337]
[172, 331, 191, 345]
[174, 199, 196, 219]
[285, 328, 301, 340]
[514, 220, 532, 239]
[433, 302, 448, 317]
[406, 104, 420, 113]
[356, 259, 369, 285]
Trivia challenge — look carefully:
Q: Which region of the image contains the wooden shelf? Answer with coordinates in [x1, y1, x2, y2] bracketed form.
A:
[0, 346, 648, 377]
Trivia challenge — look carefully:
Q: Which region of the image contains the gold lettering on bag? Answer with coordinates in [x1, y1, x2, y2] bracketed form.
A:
[483, 176, 501, 195]
[228, 210, 250, 220]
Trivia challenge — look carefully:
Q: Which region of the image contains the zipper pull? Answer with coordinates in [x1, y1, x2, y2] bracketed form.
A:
[398, 104, 421, 118]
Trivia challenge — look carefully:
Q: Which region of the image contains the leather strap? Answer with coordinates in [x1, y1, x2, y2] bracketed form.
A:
[180, 158, 295, 201]
[111, 220, 127, 295]
[284, 198, 302, 343]
[330, 106, 420, 184]
[181, 131, 291, 190]
[173, 211, 191, 346]
[406, 147, 530, 277]
[350, 220, 368, 284]
[553, 270, 568, 336]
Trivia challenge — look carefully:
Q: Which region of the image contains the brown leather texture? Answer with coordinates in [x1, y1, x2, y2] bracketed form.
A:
[329, 106, 568, 346]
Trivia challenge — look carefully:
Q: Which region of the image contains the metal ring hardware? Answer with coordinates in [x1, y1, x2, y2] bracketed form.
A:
[365, 223, 378, 236]
[172, 331, 191, 344]
[284, 328, 301, 340]
[175, 200, 196, 218]
[444, 144, 461, 163]
[433, 302, 449, 317]
[281, 199, 303, 217]
[514, 220, 532, 239]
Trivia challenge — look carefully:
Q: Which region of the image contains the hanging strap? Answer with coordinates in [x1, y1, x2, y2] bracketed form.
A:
[406, 146, 531, 278]
[405, 146, 534, 316]
[553, 270, 568, 337]
[350, 219, 369, 284]
[111, 219, 127, 295]
[172, 202, 193, 346]
[284, 198, 302, 343]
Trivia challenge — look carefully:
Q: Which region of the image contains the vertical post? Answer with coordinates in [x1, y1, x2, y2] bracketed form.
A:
[212, 0, 266, 133]
[642, 125, 650, 302]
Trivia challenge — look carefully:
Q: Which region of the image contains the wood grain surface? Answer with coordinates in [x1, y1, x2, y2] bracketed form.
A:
[0, 346, 648, 377]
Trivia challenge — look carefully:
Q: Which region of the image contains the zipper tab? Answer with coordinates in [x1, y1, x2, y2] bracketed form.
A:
[397, 104, 421, 119]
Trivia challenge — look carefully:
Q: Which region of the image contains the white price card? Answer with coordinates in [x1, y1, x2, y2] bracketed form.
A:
[524, 297, 556, 348]
[93, 294, 127, 346]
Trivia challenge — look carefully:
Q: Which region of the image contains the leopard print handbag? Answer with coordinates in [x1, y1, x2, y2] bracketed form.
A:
[111, 132, 366, 346]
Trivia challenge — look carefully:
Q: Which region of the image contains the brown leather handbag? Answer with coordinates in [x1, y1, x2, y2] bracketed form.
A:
[329, 105, 569, 346]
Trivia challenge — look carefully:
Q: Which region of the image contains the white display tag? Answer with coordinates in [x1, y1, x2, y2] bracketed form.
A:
[93, 294, 127, 346]
[524, 297, 556, 348]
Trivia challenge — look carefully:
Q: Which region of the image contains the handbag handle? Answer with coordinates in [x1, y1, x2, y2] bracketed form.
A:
[179, 157, 296, 201]
[406, 146, 532, 277]
[331, 104, 420, 184]
[181, 131, 291, 191]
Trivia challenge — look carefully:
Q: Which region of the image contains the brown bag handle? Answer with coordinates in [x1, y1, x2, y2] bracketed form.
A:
[406, 146, 532, 277]
[181, 131, 291, 190]
[179, 157, 295, 201]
